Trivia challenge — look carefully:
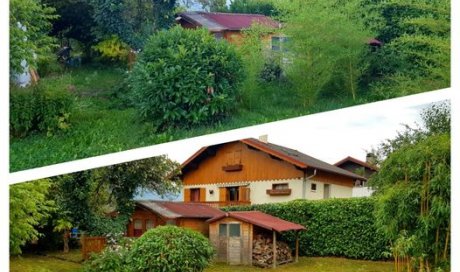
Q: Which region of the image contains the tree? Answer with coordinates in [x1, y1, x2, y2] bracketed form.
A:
[10, 180, 55, 255]
[10, 0, 58, 75]
[370, 102, 451, 271]
[230, 0, 279, 16]
[52, 156, 180, 236]
[129, 27, 245, 131]
[366, 0, 450, 98]
[90, 0, 177, 49]
[43, 0, 95, 46]
[274, 0, 374, 105]
[197, 0, 227, 11]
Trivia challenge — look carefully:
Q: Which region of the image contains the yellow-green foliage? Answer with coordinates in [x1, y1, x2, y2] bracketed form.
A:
[93, 36, 130, 62]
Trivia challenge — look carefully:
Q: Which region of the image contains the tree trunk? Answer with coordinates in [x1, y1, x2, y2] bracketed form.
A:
[63, 230, 70, 253]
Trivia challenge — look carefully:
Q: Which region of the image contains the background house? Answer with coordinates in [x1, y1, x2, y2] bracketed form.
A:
[126, 200, 224, 237]
[334, 155, 379, 197]
[180, 138, 365, 207]
[176, 11, 280, 44]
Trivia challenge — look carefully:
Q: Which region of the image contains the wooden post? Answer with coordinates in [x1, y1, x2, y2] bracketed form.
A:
[273, 231, 277, 268]
[295, 231, 299, 263]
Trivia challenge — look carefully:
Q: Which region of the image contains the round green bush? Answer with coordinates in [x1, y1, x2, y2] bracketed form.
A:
[129, 27, 245, 130]
[127, 226, 214, 272]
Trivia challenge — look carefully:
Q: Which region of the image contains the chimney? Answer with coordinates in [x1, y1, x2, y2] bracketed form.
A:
[258, 134, 268, 144]
[366, 153, 376, 165]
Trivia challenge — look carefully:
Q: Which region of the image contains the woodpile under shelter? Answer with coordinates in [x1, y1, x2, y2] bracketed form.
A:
[126, 201, 224, 237]
[207, 211, 306, 268]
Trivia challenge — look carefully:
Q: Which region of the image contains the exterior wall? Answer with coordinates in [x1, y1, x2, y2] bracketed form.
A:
[338, 162, 376, 179]
[177, 218, 210, 237]
[352, 187, 375, 197]
[127, 206, 211, 237]
[183, 141, 304, 185]
[183, 177, 353, 204]
[209, 217, 252, 265]
[126, 206, 167, 237]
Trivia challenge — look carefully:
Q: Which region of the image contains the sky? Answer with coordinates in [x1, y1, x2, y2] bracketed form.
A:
[164, 90, 448, 166]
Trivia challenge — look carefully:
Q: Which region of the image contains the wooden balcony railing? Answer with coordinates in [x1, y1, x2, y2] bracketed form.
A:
[190, 201, 251, 208]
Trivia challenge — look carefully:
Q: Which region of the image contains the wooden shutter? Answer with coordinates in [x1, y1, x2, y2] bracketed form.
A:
[184, 188, 191, 202]
[199, 188, 206, 202]
[239, 187, 250, 202]
[219, 187, 227, 202]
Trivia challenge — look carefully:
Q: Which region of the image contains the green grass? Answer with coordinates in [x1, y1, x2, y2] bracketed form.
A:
[9, 253, 393, 272]
[10, 250, 83, 272]
[10, 66, 371, 172]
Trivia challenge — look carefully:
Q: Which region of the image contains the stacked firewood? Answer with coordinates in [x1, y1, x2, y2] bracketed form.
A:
[252, 234, 292, 267]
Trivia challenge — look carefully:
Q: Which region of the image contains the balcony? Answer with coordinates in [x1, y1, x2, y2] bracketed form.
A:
[190, 201, 251, 208]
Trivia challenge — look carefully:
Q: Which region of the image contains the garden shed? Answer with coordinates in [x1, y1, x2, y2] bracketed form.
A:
[127, 201, 224, 237]
[207, 211, 306, 268]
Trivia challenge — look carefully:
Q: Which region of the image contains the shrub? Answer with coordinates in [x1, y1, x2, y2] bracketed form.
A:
[92, 35, 130, 63]
[10, 82, 74, 137]
[224, 197, 389, 260]
[83, 246, 130, 272]
[259, 59, 283, 82]
[129, 27, 245, 131]
[127, 226, 214, 272]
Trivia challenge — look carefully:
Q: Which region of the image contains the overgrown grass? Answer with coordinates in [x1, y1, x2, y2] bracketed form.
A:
[9, 254, 393, 272]
[10, 66, 372, 172]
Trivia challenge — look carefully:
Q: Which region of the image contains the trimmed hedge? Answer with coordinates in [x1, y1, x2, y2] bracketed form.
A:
[10, 83, 74, 137]
[224, 197, 389, 260]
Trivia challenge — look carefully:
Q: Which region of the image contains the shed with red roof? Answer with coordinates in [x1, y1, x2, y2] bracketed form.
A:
[207, 210, 306, 267]
[126, 200, 224, 237]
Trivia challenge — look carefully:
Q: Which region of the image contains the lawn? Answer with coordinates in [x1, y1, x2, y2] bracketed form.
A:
[10, 65, 368, 172]
[10, 251, 393, 272]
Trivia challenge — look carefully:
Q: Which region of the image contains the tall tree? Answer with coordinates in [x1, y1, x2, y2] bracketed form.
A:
[52, 156, 181, 235]
[10, 0, 58, 74]
[10, 180, 55, 255]
[274, 0, 373, 105]
[370, 102, 450, 271]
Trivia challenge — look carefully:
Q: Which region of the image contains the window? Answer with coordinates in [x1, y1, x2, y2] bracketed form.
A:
[229, 224, 241, 237]
[190, 188, 200, 202]
[146, 219, 154, 230]
[219, 223, 241, 237]
[219, 224, 227, 236]
[273, 183, 289, 190]
[311, 183, 317, 192]
[133, 219, 143, 237]
[214, 32, 223, 40]
[227, 187, 239, 201]
[271, 36, 289, 52]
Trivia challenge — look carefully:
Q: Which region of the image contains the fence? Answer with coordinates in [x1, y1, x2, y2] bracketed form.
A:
[81, 236, 106, 260]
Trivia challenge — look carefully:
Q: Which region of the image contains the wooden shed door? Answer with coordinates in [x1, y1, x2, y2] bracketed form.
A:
[219, 223, 242, 264]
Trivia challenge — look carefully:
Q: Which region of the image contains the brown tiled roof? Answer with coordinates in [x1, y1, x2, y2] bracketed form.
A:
[242, 138, 366, 180]
[181, 138, 366, 180]
[136, 201, 224, 219]
[208, 211, 306, 233]
[178, 11, 280, 31]
[334, 156, 379, 171]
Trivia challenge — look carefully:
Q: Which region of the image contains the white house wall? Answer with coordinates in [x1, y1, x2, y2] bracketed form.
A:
[183, 178, 353, 204]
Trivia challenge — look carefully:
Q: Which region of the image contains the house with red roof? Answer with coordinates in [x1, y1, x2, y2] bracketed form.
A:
[180, 137, 365, 207]
[175, 11, 280, 44]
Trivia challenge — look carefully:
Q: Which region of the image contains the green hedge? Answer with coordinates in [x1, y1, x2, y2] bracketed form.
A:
[10, 83, 74, 137]
[224, 197, 389, 260]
